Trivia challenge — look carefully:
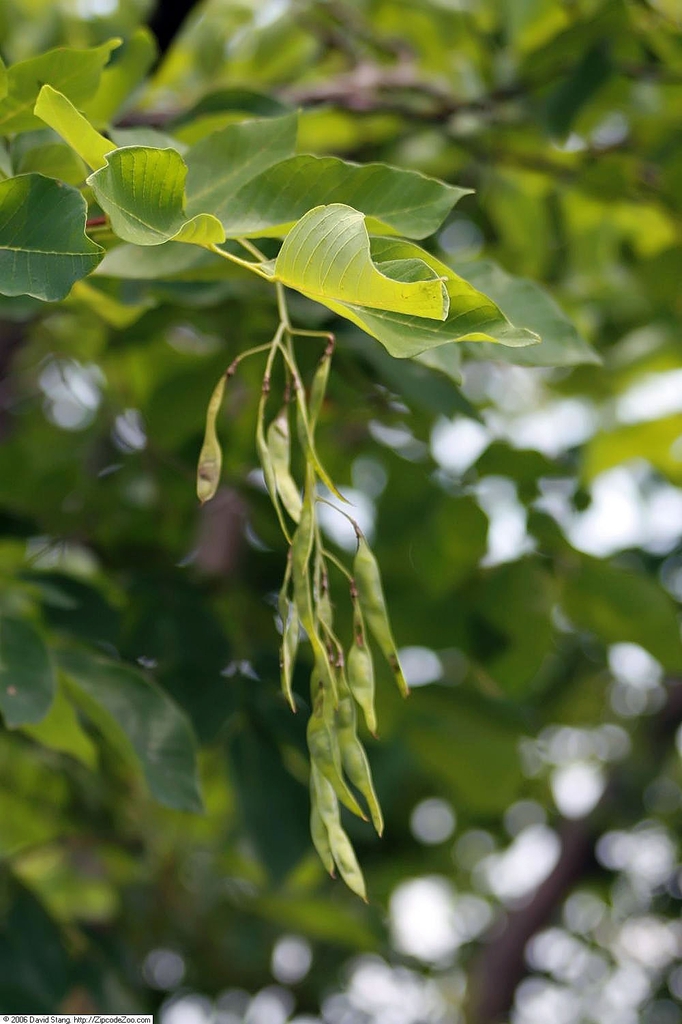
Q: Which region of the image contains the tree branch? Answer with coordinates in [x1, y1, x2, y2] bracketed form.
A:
[468, 679, 682, 1024]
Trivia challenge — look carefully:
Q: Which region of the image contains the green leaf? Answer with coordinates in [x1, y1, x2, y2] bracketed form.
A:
[0, 882, 72, 1011]
[81, 28, 157, 125]
[0, 39, 120, 135]
[222, 154, 471, 239]
[562, 558, 682, 672]
[272, 205, 449, 320]
[341, 328, 466, 414]
[227, 722, 310, 884]
[95, 240, 219, 279]
[545, 40, 612, 138]
[184, 112, 298, 221]
[408, 689, 523, 813]
[0, 58, 7, 102]
[582, 415, 682, 484]
[0, 788, 65, 857]
[253, 894, 377, 949]
[87, 147, 226, 247]
[108, 126, 187, 153]
[0, 140, 11, 179]
[0, 174, 103, 301]
[171, 87, 290, 129]
[460, 260, 601, 366]
[315, 237, 537, 358]
[0, 618, 55, 728]
[69, 279, 155, 327]
[34, 85, 113, 171]
[60, 649, 203, 813]
[13, 140, 85, 187]
[20, 681, 97, 768]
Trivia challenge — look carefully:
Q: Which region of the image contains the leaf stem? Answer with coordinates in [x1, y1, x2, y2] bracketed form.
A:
[237, 237, 268, 262]
[210, 243, 272, 280]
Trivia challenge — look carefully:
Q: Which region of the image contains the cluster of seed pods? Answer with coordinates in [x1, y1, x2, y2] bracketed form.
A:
[197, 327, 408, 898]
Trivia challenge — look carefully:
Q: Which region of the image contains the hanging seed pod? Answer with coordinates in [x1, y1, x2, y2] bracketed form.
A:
[196, 374, 226, 504]
[315, 553, 333, 636]
[353, 534, 409, 698]
[347, 603, 377, 736]
[278, 563, 299, 713]
[309, 337, 334, 427]
[336, 679, 383, 835]
[310, 780, 335, 876]
[291, 469, 337, 703]
[306, 686, 366, 820]
[266, 406, 302, 523]
[311, 763, 367, 901]
[328, 818, 367, 902]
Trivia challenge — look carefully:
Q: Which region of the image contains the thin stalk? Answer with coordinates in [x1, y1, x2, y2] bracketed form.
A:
[210, 243, 273, 281]
[237, 237, 268, 262]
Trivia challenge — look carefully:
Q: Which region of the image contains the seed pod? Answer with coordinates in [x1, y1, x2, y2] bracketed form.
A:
[336, 684, 383, 836]
[346, 604, 377, 734]
[291, 472, 337, 703]
[307, 687, 366, 820]
[328, 824, 367, 902]
[311, 763, 367, 901]
[309, 339, 333, 427]
[278, 578, 299, 713]
[310, 782, 335, 876]
[291, 472, 316, 636]
[266, 407, 302, 523]
[256, 408, 279, 512]
[310, 760, 339, 826]
[315, 555, 333, 635]
[196, 374, 226, 504]
[353, 535, 409, 698]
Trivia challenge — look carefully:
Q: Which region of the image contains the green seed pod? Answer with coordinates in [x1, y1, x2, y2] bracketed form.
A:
[315, 555, 333, 635]
[196, 374, 226, 504]
[256, 417, 279, 510]
[291, 473, 316, 636]
[311, 764, 367, 901]
[336, 686, 383, 836]
[278, 585, 299, 713]
[353, 535, 409, 698]
[310, 761, 339, 826]
[310, 782, 335, 876]
[291, 473, 337, 704]
[347, 608, 377, 735]
[328, 822, 367, 901]
[309, 340, 333, 427]
[307, 688, 366, 821]
[266, 407, 302, 523]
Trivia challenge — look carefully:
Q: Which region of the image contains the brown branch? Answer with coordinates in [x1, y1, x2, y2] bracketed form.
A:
[467, 805, 602, 1023]
[281, 59, 523, 118]
[468, 679, 682, 1024]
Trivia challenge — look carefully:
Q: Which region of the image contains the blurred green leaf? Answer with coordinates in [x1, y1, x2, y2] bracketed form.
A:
[227, 720, 310, 885]
[562, 558, 682, 671]
[0, 618, 55, 728]
[60, 649, 203, 813]
[460, 260, 600, 366]
[0, 39, 120, 135]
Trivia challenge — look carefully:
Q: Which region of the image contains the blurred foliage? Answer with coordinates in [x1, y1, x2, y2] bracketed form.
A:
[2, 2, 682, 1023]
